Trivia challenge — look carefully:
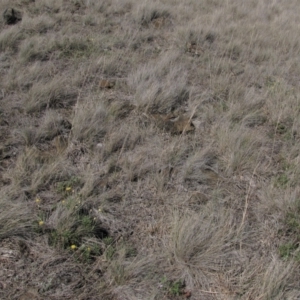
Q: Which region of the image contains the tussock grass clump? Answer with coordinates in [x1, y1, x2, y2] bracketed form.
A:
[128, 51, 189, 114]
[96, 54, 131, 77]
[19, 34, 94, 63]
[176, 24, 217, 54]
[168, 207, 237, 293]
[242, 113, 267, 128]
[0, 196, 35, 239]
[30, 158, 78, 193]
[216, 125, 264, 175]
[0, 26, 24, 52]
[54, 36, 95, 58]
[25, 78, 77, 113]
[37, 110, 72, 141]
[71, 97, 109, 144]
[107, 100, 136, 119]
[20, 14, 56, 34]
[19, 36, 52, 62]
[22, 0, 62, 15]
[10, 147, 43, 189]
[182, 149, 219, 186]
[9, 146, 77, 194]
[47, 202, 95, 249]
[133, 2, 171, 27]
[236, 257, 298, 300]
[100, 253, 163, 299]
[102, 124, 142, 159]
[2, 60, 58, 93]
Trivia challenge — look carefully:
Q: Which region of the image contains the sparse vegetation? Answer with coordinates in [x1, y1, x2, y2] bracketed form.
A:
[161, 276, 185, 297]
[1, 0, 300, 299]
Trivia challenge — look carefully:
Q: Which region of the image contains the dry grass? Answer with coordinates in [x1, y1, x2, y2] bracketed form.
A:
[1, 0, 300, 299]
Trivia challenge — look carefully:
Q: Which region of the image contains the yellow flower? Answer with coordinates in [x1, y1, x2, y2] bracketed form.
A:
[35, 198, 41, 203]
[65, 187, 72, 192]
[87, 247, 91, 252]
[62, 200, 65, 204]
[70, 245, 77, 250]
[39, 220, 44, 226]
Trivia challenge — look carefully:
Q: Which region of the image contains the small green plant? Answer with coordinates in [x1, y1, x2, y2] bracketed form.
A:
[169, 280, 184, 296]
[81, 246, 92, 262]
[284, 199, 300, 235]
[76, 244, 101, 263]
[279, 243, 298, 260]
[279, 200, 300, 261]
[161, 276, 185, 296]
[294, 250, 300, 262]
[56, 177, 81, 194]
[102, 237, 116, 260]
[81, 215, 94, 230]
[103, 237, 114, 246]
[275, 173, 289, 188]
[105, 245, 116, 260]
[48, 211, 96, 249]
[285, 212, 300, 233]
[50, 229, 78, 249]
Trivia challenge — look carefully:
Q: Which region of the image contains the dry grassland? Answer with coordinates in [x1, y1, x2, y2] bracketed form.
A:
[1, 0, 300, 299]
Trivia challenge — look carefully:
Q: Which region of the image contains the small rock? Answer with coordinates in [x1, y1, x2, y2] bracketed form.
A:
[3, 8, 22, 25]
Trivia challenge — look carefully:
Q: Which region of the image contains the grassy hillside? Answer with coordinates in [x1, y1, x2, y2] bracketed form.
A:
[1, 0, 300, 299]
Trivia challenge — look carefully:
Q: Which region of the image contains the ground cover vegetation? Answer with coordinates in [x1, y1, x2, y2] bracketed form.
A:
[1, 0, 300, 299]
